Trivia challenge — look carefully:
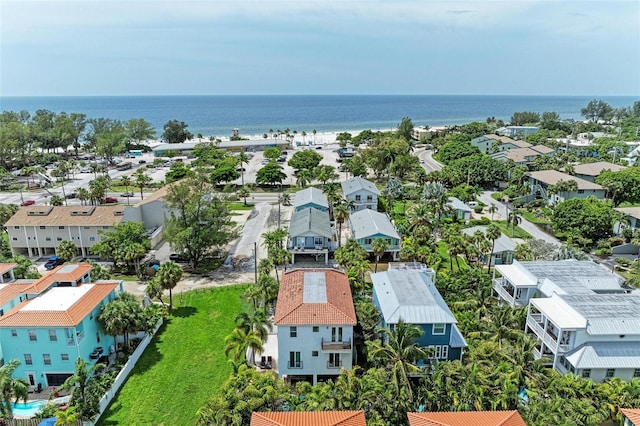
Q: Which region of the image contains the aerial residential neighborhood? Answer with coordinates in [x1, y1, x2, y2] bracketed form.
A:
[0, 100, 639, 425]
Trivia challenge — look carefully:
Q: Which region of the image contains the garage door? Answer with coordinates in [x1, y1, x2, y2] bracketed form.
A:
[46, 373, 72, 387]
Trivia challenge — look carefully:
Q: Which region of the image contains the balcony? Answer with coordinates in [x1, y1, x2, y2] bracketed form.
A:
[287, 360, 303, 369]
[493, 280, 515, 305]
[327, 360, 343, 369]
[321, 338, 352, 351]
[288, 246, 329, 254]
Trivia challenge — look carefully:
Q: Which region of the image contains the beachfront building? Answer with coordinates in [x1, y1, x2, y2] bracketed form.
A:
[496, 126, 539, 138]
[0, 263, 122, 388]
[341, 177, 379, 211]
[408, 411, 526, 426]
[528, 170, 606, 204]
[152, 138, 291, 157]
[372, 269, 467, 362]
[293, 187, 329, 213]
[275, 269, 356, 385]
[446, 197, 472, 221]
[525, 293, 640, 382]
[349, 209, 401, 261]
[492, 260, 626, 308]
[287, 208, 334, 264]
[251, 411, 366, 426]
[462, 226, 516, 266]
[573, 161, 626, 183]
[5, 205, 126, 258]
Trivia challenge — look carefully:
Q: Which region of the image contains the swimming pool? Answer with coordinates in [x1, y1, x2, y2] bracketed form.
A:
[11, 400, 47, 417]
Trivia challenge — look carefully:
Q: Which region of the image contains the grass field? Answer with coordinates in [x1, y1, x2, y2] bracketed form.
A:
[495, 221, 532, 239]
[97, 285, 248, 426]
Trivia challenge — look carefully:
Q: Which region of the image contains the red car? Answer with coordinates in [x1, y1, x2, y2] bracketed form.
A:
[20, 200, 35, 206]
[104, 197, 118, 204]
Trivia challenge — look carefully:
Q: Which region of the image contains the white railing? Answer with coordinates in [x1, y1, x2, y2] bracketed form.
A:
[493, 282, 515, 305]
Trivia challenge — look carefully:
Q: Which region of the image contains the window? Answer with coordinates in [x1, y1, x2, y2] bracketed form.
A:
[102, 226, 109, 229]
[57, 237, 62, 241]
[61, 354, 69, 361]
[43, 354, 51, 365]
[582, 369, 591, 378]
[314, 237, 323, 246]
[28, 330, 37, 341]
[329, 353, 341, 368]
[12, 237, 17, 241]
[633, 369, 640, 378]
[433, 323, 445, 335]
[355, 195, 361, 201]
[48, 329, 57, 341]
[45, 237, 52, 241]
[289, 351, 302, 368]
[14, 226, 20, 230]
[89, 237, 96, 241]
[58, 226, 65, 230]
[84, 226, 90, 229]
[312, 326, 319, 332]
[290, 326, 297, 338]
[367, 195, 373, 202]
[11, 330, 17, 337]
[39, 226, 46, 230]
[312, 351, 318, 357]
[364, 238, 372, 245]
[577, 190, 585, 194]
[24, 354, 32, 365]
[434, 345, 442, 359]
[605, 369, 615, 378]
[441, 345, 449, 360]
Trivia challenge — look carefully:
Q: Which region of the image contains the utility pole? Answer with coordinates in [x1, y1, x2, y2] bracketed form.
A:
[278, 194, 282, 228]
[254, 241, 258, 284]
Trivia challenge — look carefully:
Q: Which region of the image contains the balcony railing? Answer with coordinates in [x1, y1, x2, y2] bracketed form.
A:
[287, 361, 303, 369]
[321, 338, 352, 351]
[288, 246, 329, 253]
[327, 360, 343, 369]
[493, 281, 515, 305]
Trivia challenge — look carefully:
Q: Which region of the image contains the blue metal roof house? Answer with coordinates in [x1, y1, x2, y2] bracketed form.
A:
[371, 269, 467, 362]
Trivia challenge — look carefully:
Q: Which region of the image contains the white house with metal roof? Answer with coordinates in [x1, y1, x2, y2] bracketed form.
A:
[492, 260, 626, 307]
[372, 269, 467, 362]
[341, 177, 380, 211]
[287, 208, 334, 264]
[462, 226, 516, 266]
[293, 188, 329, 213]
[349, 209, 401, 260]
[526, 293, 640, 382]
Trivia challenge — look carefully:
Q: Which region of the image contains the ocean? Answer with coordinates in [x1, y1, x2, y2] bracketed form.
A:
[0, 95, 637, 138]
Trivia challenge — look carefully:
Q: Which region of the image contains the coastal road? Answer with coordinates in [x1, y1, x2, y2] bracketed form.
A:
[416, 148, 442, 173]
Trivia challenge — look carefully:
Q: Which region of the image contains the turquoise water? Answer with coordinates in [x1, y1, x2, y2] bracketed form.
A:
[11, 400, 47, 417]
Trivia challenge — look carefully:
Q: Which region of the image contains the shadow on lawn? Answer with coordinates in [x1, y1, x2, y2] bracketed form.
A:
[171, 305, 197, 318]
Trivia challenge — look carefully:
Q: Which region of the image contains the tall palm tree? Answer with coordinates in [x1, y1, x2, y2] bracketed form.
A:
[367, 319, 430, 401]
[60, 358, 106, 421]
[486, 224, 502, 274]
[371, 238, 389, 273]
[507, 210, 522, 238]
[334, 202, 350, 248]
[0, 359, 29, 420]
[280, 192, 291, 206]
[488, 203, 498, 221]
[156, 261, 183, 313]
[296, 169, 312, 188]
[134, 171, 152, 200]
[76, 187, 90, 205]
[224, 327, 264, 365]
[234, 308, 273, 365]
[120, 175, 132, 205]
[237, 151, 249, 186]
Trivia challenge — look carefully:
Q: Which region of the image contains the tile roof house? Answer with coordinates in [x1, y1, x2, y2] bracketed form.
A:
[462, 226, 516, 266]
[287, 208, 334, 264]
[349, 209, 401, 260]
[0, 265, 122, 388]
[372, 270, 467, 363]
[573, 161, 626, 182]
[622, 408, 640, 426]
[0, 263, 17, 284]
[294, 187, 329, 212]
[528, 170, 606, 204]
[341, 177, 379, 211]
[407, 410, 526, 426]
[526, 293, 640, 382]
[251, 411, 366, 426]
[275, 269, 356, 384]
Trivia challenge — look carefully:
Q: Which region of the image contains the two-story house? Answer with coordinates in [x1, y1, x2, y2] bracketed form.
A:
[525, 293, 640, 382]
[492, 260, 625, 307]
[293, 187, 329, 213]
[0, 274, 121, 388]
[341, 177, 379, 211]
[275, 269, 356, 385]
[528, 170, 606, 204]
[371, 269, 467, 363]
[287, 208, 334, 264]
[573, 161, 626, 183]
[349, 209, 401, 260]
[5, 205, 126, 258]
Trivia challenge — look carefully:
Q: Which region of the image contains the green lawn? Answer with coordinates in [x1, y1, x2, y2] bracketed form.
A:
[98, 285, 249, 426]
[521, 211, 551, 225]
[495, 221, 532, 239]
[437, 241, 468, 271]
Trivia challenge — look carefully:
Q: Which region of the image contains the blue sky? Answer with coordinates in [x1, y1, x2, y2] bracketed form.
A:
[1, 0, 639, 96]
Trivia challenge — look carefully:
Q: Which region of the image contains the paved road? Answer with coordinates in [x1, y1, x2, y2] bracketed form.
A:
[417, 148, 442, 173]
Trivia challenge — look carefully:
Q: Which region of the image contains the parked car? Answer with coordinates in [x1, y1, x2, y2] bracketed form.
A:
[276, 157, 286, 163]
[20, 200, 35, 206]
[169, 253, 189, 263]
[104, 197, 118, 203]
[44, 256, 65, 270]
[121, 192, 134, 197]
[236, 167, 246, 172]
[65, 192, 77, 199]
[315, 146, 322, 149]
[138, 159, 147, 164]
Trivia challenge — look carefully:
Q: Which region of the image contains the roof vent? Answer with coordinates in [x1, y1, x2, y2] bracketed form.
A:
[27, 206, 54, 216]
[70, 206, 96, 216]
[113, 211, 124, 216]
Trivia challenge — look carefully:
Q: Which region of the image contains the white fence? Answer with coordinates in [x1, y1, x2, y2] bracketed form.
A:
[85, 318, 164, 426]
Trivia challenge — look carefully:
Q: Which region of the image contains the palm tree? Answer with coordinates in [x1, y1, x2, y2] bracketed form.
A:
[488, 203, 498, 221]
[120, 175, 132, 205]
[507, 210, 522, 238]
[371, 238, 389, 273]
[234, 308, 273, 365]
[238, 151, 249, 186]
[134, 171, 152, 200]
[280, 192, 291, 206]
[296, 169, 312, 188]
[55, 406, 79, 426]
[50, 194, 65, 206]
[156, 261, 183, 313]
[334, 202, 350, 248]
[56, 240, 77, 260]
[76, 187, 90, 205]
[60, 358, 106, 421]
[237, 185, 250, 206]
[367, 319, 430, 401]
[312, 129, 317, 145]
[224, 327, 264, 365]
[89, 162, 100, 178]
[486, 224, 501, 274]
[0, 359, 29, 420]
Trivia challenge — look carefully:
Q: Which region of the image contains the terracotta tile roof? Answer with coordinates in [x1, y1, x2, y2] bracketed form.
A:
[251, 411, 366, 426]
[274, 269, 356, 326]
[0, 283, 28, 307]
[5, 205, 125, 227]
[24, 263, 93, 294]
[0, 263, 17, 276]
[407, 411, 527, 426]
[0, 282, 118, 327]
[621, 409, 640, 425]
